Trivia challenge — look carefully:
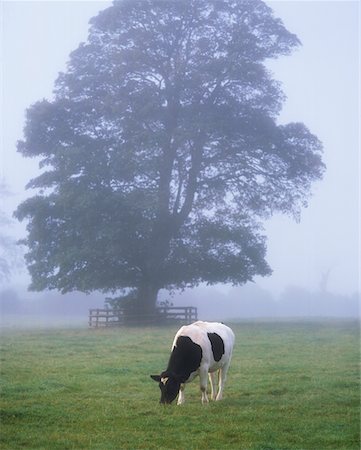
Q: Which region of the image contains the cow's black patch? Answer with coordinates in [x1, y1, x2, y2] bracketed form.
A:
[167, 336, 202, 382]
[151, 336, 203, 404]
[207, 332, 225, 362]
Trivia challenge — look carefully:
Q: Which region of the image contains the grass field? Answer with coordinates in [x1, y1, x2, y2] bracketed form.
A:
[0, 320, 360, 449]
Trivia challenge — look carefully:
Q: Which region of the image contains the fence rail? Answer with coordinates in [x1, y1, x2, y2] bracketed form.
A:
[89, 306, 198, 328]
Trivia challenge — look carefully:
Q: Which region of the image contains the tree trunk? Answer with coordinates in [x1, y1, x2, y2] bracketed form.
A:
[134, 284, 160, 324]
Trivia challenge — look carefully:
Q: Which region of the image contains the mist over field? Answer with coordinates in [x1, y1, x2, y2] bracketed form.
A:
[0, 283, 359, 329]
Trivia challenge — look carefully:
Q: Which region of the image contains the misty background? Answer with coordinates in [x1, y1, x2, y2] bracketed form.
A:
[1, 1, 359, 326]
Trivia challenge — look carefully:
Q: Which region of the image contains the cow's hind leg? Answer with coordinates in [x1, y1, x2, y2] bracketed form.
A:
[209, 372, 217, 401]
[200, 367, 209, 404]
[216, 362, 230, 401]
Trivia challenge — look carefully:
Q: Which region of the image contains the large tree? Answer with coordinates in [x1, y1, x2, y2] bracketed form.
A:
[16, 0, 324, 313]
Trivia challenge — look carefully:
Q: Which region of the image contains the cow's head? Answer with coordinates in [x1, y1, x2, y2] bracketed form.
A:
[150, 371, 181, 404]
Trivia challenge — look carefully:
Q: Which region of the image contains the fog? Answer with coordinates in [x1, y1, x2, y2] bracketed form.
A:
[0, 284, 359, 328]
[1, 1, 359, 326]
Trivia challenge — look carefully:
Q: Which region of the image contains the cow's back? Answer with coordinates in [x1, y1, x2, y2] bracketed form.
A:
[172, 321, 235, 373]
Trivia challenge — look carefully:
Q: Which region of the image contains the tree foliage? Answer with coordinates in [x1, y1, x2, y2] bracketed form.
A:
[16, 0, 324, 310]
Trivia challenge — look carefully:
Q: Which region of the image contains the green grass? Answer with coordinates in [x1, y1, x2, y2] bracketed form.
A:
[0, 320, 360, 449]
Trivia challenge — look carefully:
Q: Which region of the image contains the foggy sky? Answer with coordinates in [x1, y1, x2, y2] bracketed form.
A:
[1, 0, 359, 299]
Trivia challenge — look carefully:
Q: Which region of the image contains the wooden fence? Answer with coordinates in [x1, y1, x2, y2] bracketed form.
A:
[89, 306, 198, 328]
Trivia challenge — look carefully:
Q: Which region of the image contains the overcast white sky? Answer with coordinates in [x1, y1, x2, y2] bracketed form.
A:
[1, 0, 360, 298]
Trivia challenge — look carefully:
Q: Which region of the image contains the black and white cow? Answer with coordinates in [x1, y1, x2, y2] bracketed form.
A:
[150, 321, 235, 404]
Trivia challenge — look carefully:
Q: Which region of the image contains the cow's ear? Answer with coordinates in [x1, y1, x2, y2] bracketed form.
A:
[150, 375, 161, 382]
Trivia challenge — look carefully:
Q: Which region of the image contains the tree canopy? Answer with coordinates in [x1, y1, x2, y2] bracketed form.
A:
[16, 0, 324, 311]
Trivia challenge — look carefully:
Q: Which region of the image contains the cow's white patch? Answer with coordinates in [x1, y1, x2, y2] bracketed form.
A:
[161, 377, 169, 385]
[171, 321, 235, 405]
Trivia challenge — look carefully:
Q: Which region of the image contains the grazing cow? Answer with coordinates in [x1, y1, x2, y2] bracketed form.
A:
[150, 321, 235, 404]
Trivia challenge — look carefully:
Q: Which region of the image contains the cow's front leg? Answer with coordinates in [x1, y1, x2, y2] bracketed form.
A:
[200, 368, 209, 404]
[177, 384, 185, 405]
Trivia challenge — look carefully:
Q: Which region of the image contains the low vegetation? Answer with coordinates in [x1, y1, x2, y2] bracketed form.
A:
[1, 320, 359, 449]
